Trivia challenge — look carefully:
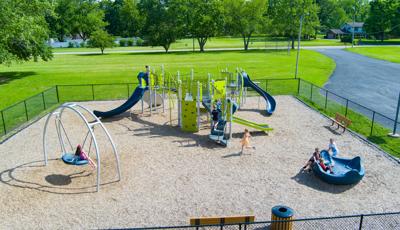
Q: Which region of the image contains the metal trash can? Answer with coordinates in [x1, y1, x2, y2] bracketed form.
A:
[271, 205, 294, 230]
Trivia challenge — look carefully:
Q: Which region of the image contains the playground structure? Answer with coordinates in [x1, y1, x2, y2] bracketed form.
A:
[313, 150, 365, 185]
[43, 103, 121, 192]
[92, 66, 275, 147]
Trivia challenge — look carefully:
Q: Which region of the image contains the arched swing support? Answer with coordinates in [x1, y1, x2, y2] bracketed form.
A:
[43, 103, 121, 192]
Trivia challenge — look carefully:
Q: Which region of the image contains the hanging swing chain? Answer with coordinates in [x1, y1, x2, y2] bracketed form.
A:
[81, 125, 94, 156]
[58, 117, 74, 153]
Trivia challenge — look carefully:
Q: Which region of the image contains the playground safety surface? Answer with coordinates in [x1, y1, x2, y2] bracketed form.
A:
[0, 96, 398, 229]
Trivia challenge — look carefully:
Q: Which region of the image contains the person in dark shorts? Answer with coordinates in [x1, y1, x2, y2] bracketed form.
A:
[211, 105, 219, 129]
[302, 148, 321, 172]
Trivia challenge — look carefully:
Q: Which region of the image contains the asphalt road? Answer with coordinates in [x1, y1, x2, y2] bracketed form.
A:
[316, 48, 400, 122]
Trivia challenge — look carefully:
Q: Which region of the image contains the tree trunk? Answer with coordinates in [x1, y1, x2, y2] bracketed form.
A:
[163, 44, 170, 53]
[291, 36, 295, 49]
[198, 37, 207, 52]
[242, 33, 252, 51]
[101, 47, 104, 54]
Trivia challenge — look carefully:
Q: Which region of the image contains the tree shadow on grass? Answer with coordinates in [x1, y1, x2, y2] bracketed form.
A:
[367, 135, 387, 145]
[291, 169, 356, 194]
[0, 71, 37, 85]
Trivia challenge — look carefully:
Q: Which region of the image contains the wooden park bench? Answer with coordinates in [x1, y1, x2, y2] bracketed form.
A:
[330, 113, 352, 132]
[190, 215, 255, 228]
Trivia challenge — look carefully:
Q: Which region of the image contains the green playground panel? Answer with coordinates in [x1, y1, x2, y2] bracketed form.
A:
[232, 116, 273, 131]
[182, 101, 198, 132]
[213, 80, 226, 101]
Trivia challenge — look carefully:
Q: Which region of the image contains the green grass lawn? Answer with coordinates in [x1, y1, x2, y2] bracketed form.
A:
[0, 50, 335, 110]
[53, 37, 344, 53]
[345, 47, 400, 63]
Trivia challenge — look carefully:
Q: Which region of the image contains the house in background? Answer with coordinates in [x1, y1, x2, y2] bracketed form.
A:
[326, 22, 366, 39]
[326, 29, 345, 39]
[341, 22, 365, 36]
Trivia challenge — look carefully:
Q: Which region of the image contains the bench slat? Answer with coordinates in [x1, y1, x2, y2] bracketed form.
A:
[190, 215, 255, 225]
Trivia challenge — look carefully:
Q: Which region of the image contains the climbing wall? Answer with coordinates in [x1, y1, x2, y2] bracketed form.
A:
[181, 101, 198, 132]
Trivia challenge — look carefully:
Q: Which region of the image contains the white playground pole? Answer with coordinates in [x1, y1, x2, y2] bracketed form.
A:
[162, 64, 165, 113]
[149, 66, 153, 116]
[197, 81, 200, 131]
[153, 67, 157, 113]
[177, 71, 182, 127]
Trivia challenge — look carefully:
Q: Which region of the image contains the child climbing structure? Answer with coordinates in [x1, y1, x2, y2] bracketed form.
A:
[202, 69, 274, 146]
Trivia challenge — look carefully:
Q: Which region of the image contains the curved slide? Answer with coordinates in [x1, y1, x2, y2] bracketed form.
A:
[93, 86, 147, 118]
[242, 72, 276, 115]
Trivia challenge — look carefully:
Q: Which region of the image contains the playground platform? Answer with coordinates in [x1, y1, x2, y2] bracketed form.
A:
[0, 96, 399, 229]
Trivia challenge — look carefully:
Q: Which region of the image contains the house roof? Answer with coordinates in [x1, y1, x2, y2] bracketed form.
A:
[328, 29, 345, 34]
[345, 22, 364, 27]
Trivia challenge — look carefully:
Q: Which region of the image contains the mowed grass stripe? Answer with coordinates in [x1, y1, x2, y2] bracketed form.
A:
[0, 50, 335, 109]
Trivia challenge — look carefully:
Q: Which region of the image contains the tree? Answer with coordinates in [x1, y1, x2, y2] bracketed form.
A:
[269, 0, 320, 49]
[71, 0, 107, 41]
[187, 0, 224, 52]
[48, 0, 77, 42]
[364, 0, 391, 41]
[317, 0, 348, 32]
[87, 29, 115, 54]
[120, 0, 143, 37]
[223, 0, 268, 50]
[100, 0, 124, 36]
[0, 0, 53, 64]
[138, 0, 182, 52]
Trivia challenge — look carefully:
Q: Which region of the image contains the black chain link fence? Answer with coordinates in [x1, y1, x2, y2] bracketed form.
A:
[120, 212, 400, 230]
[1, 78, 399, 157]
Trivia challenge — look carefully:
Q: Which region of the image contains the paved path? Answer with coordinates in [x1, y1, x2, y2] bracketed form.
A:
[53, 45, 400, 55]
[316, 48, 400, 121]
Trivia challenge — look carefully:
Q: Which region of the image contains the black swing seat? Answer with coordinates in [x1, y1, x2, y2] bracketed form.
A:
[62, 153, 89, 166]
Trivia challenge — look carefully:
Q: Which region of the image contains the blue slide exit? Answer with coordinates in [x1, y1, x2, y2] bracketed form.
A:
[93, 72, 149, 118]
[93, 86, 147, 118]
[242, 72, 276, 115]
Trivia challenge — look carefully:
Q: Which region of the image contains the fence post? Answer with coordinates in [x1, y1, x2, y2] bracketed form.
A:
[297, 78, 301, 95]
[23, 101, 29, 121]
[91, 84, 95, 100]
[42, 92, 46, 109]
[56, 85, 60, 103]
[310, 84, 313, 101]
[324, 90, 328, 110]
[1, 110, 6, 134]
[370, 111, 375, 136]
[390, 91, 400, 137]
[358, 214, 364, 230]
[345, 99, 349, 117]
[127, 84, 130, 99]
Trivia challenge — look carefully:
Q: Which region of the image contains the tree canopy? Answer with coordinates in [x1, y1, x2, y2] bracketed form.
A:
[0, 0, 53, 64]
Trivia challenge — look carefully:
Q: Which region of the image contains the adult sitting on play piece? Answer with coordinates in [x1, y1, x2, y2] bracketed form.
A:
[302, 148, 321, 172]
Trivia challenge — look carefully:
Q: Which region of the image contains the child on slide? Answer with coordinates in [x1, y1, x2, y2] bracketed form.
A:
[318, 158, 334, 174]
[240, 129, 255, 154]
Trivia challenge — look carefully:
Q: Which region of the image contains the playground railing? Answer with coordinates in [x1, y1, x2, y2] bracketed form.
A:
[297, 79, 400, 158]
[117, 211, 400, 229]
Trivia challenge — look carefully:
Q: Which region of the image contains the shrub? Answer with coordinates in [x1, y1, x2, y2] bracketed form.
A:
[340, 35, 353, 43]
[80, 42, 86, 48]
[136, 38, 144, 46]
[119, 39, 127, 47]
[68, 42, 74, 48]
[127, 39, 134, 46]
